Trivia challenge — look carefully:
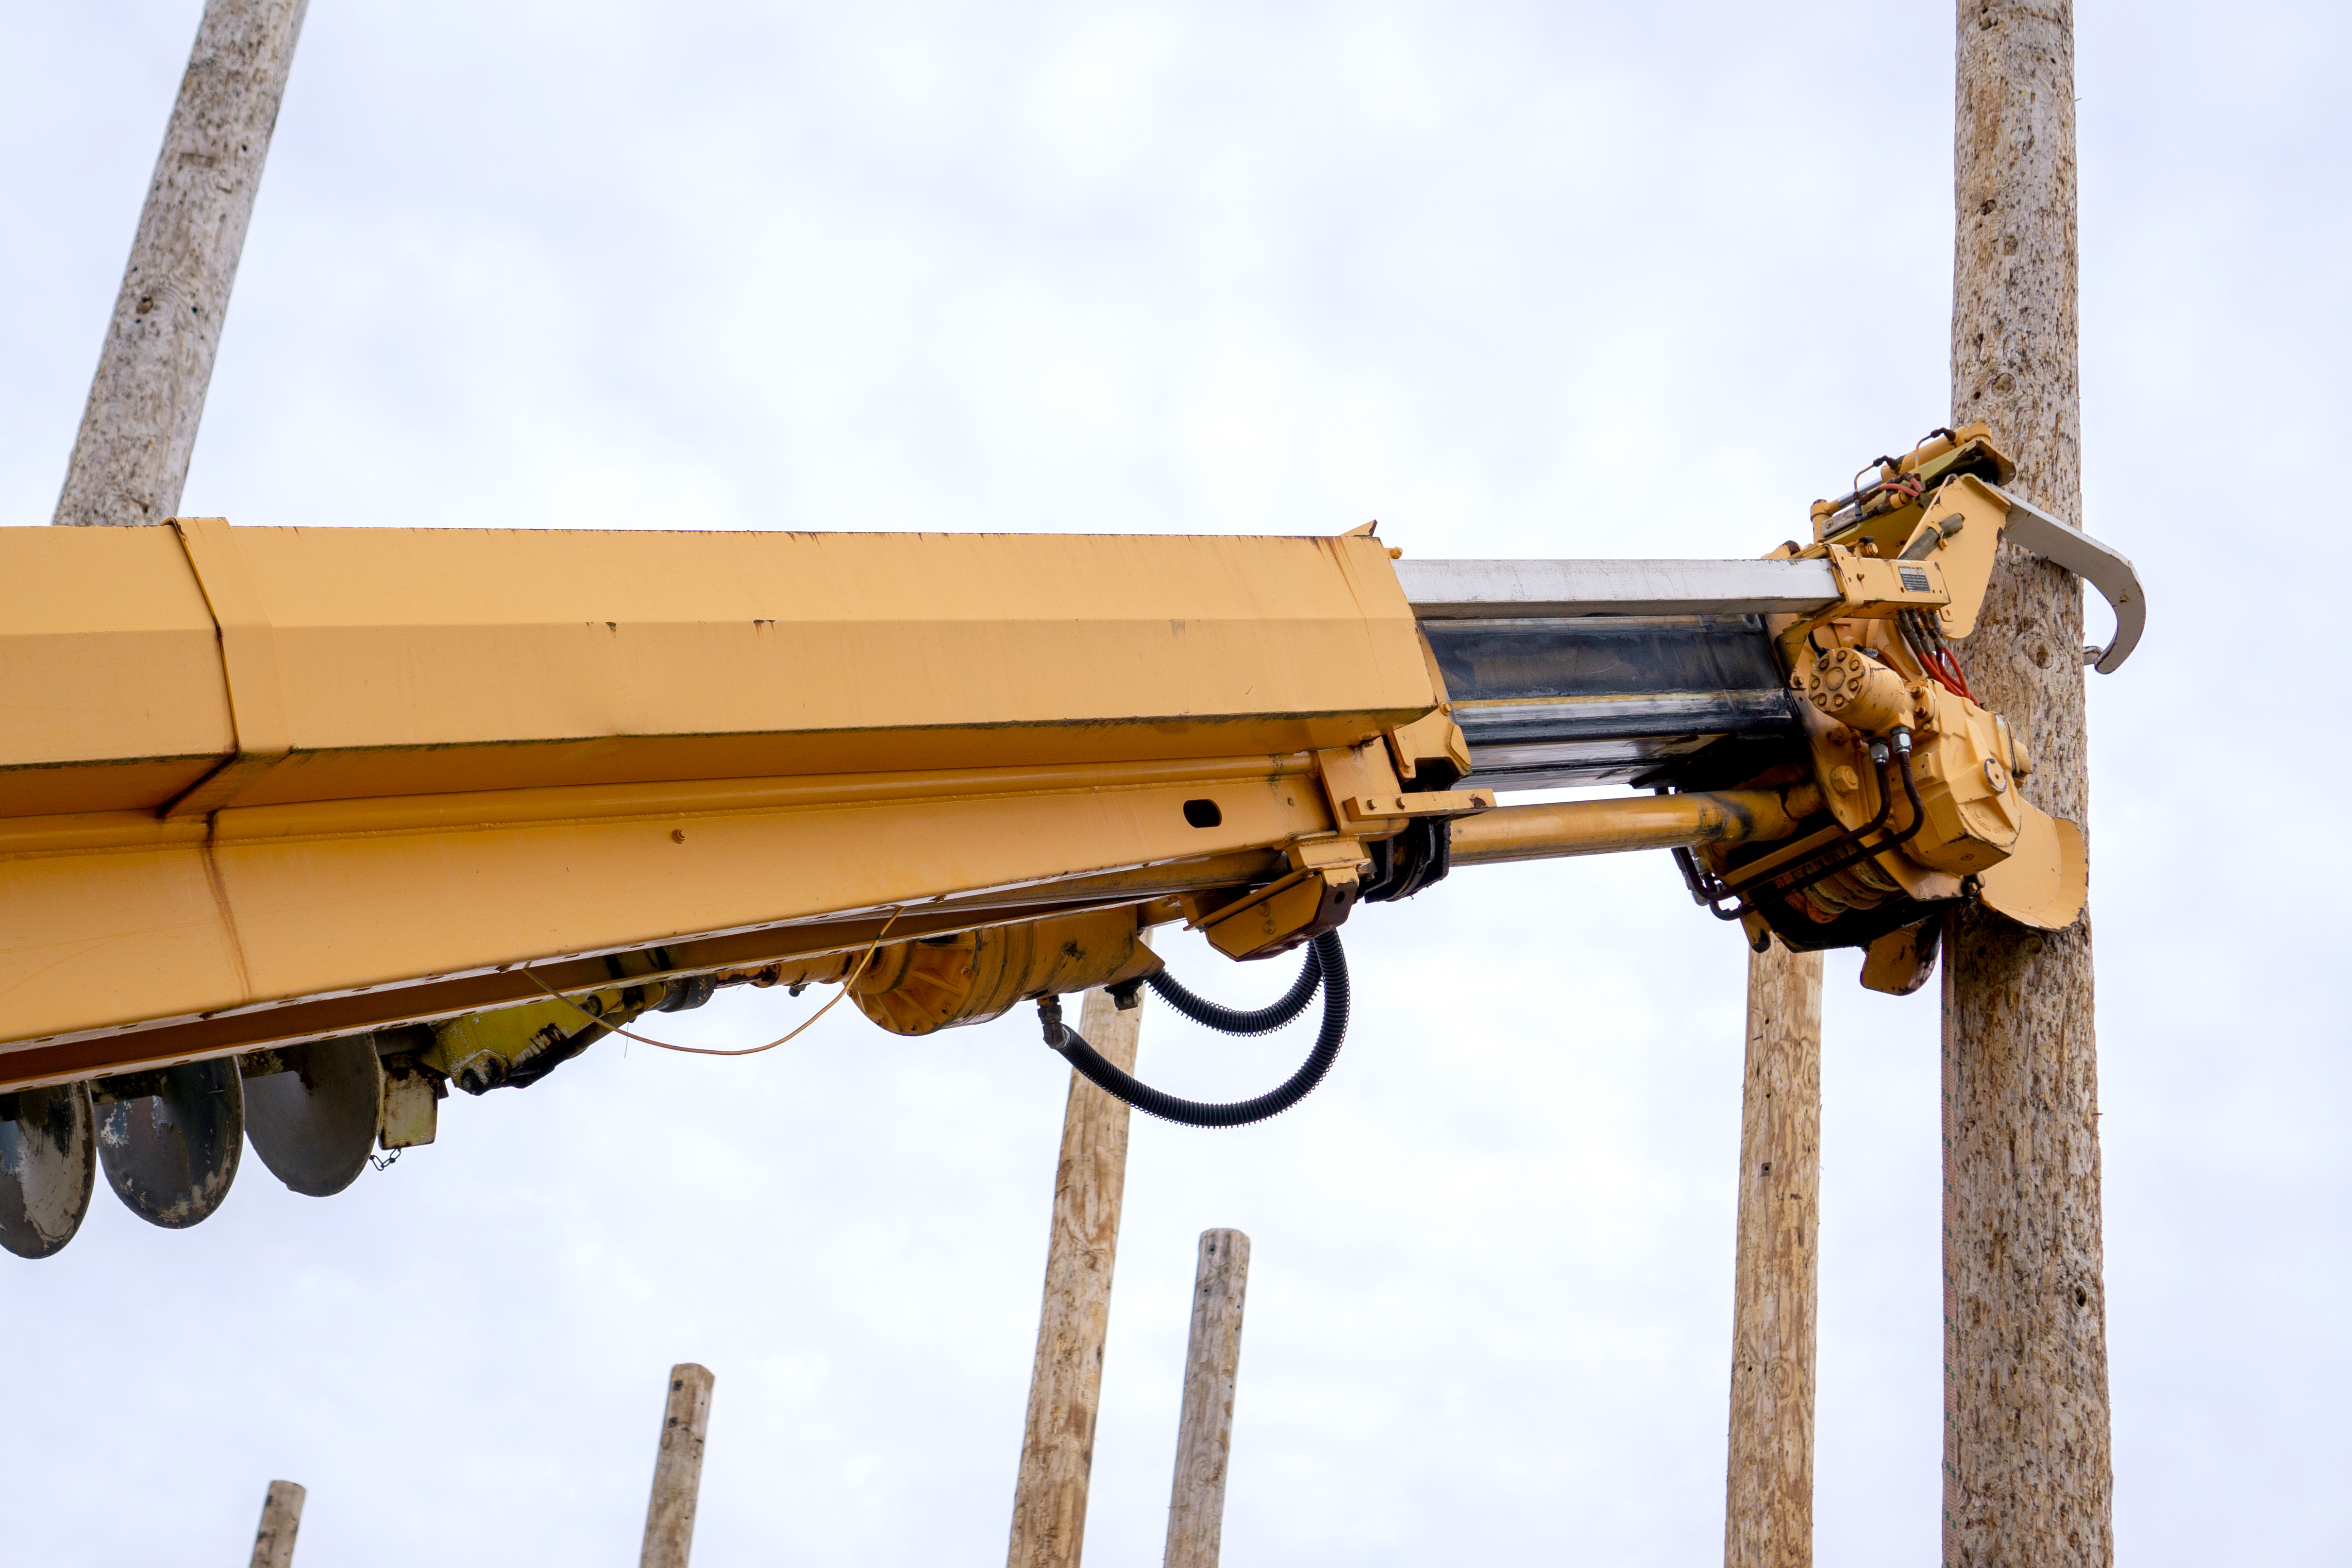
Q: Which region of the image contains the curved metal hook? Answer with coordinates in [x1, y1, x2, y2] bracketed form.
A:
[1987, 484, 2146, 675]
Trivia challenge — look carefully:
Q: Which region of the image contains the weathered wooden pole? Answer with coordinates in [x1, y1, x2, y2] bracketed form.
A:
[1163, 1228, 1251, 1568]
[638, 1363, 717, 1568]
[247, 1478, 305, 1568]
[1723, 940, 1822, 1568]
[1944, 3, 2113, 1562]
[53, 0, 308, 529]
[1007, 988, 1143, 1568]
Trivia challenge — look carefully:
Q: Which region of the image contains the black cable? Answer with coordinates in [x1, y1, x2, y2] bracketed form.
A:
[1041, 932, 1350, 1128]
[1146, 944, 1322, 1035]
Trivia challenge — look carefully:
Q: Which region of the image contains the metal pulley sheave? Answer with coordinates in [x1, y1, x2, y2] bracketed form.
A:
[2, 1034, 393, 1255]
[0, 1082, 98, 1259]
[240, 1037, 387, 1197]
[94, 1059, 245, 1229]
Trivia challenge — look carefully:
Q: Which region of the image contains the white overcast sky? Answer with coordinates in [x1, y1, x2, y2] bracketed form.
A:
[2, 3, 2346, 1565]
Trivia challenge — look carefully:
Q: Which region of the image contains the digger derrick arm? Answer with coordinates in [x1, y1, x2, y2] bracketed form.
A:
[0, 522, 1468, 1086]
[0, 424, 2142, 1255]
[0, 461, 2141, 1086]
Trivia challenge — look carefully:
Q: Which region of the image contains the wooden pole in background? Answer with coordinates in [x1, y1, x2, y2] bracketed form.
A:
[1163, 1228, 1251, 1568]
[1945, 4, 2113, 1562]
[1007, 988, 1143, 1568]
[638, 1363, 716, 1568]
[247, 1479, 305, 1568]
[1723, 939, 1822, 1568]
[53, 0, 308, 529]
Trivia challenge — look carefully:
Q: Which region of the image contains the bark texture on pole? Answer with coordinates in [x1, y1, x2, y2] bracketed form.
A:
[53, 0, 309, 529]
[1163, 1227, 1251, 1568]
[1947, 3, 2113, 1563]
[1724, 940, 1821, 1568]
[639, 1363, 716, 1568]
[247, 1478, 305, 1568]
[1007, 988, 1142, 1568]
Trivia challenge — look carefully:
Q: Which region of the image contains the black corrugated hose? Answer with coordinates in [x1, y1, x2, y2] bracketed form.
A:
[1038, 931, 1349, 1128]
[1145, 943, 1322, 1034]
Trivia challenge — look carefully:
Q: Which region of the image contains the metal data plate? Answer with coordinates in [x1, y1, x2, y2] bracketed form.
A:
[1420, 615, 1800, 790]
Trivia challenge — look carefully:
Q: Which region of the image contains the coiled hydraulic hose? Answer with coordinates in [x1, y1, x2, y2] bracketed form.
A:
[1039, 931, 1350, 1128]
[1145, 944, 1322, 1035]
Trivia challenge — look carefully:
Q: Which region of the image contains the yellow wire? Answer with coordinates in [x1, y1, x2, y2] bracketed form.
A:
[515, 909, 902, 1057]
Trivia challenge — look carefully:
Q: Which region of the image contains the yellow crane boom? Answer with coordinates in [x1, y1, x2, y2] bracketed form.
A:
[0, 423, 2141, 1256]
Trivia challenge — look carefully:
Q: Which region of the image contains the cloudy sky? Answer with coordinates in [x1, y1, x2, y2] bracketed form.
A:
[3, 2, 2345, 1564]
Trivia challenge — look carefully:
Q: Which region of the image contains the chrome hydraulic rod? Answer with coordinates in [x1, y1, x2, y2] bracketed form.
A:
[1447, 787, 1817, 867]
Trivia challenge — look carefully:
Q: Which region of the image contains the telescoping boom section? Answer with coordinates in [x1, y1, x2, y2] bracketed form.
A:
[0, 423, 2140, 1257]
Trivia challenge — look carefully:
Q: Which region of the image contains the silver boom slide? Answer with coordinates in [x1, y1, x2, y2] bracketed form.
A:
[1401, 535, 2142, 793]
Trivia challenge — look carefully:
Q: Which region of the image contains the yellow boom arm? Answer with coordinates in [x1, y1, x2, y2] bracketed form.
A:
[0, 422, 2142, 1255]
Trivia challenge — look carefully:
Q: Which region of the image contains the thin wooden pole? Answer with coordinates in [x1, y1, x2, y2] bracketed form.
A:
[1945, 5, 2113, 1563]
[638, 1363, 716, 1568]
[1723, 939, 1822, 1568]
[1163, 1228, 1251, 1568]
[1006, 988, 1142, 1568]
[53, 0, 309, 529]
[247, 1479, 305, 1568]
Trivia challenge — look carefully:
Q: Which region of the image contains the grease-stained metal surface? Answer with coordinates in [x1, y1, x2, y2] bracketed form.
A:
[0, 1081, 96, 1258]
[241, 1035, 384, 1197]
[376, 1055, 442, 1150]
[94, 1058, 243, 1229]
[1422, 614, 1798, 789]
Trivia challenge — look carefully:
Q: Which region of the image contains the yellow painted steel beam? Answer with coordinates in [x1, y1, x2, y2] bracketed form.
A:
[0, 521, 1432, 813]
[0, 754, 1327, 1075]
[0, 520, 1440, 1083]
[0, 526, 235, 816]
[0, 893, 1209, 1095]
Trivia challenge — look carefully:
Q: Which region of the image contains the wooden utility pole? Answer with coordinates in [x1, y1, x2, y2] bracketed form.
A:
[1007, 989, 1143, 1568]
[53, 0, 308, 529]
[639, 1363, 716, 1568]
[247, 1479, 305, 1568]
[1163, 1228, 1251, 1568]
[1945, 4, 2113, 1563]
[1723, 940, 1822, 1568]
